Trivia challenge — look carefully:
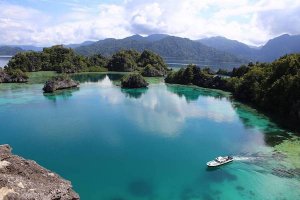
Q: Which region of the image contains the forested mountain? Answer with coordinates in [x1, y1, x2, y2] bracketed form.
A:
[198, 34, 300, 62]
[0, 46, 24, 55]
[65, 41, 95, 49]
[75, 35, 244, 63]
[198, 36, 256, 60]
[258, 34, 300, 62]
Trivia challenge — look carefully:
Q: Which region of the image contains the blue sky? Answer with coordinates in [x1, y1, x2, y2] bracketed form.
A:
[1, 0, 300, 46]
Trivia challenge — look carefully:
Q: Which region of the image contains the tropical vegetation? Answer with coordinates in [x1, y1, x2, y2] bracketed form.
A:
[121, 74, 149, 88]
[165, 54, 300, 129]
[5, 46, 168, 76]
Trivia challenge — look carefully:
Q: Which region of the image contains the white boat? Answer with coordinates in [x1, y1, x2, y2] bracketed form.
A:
[206, 156, 233, 167]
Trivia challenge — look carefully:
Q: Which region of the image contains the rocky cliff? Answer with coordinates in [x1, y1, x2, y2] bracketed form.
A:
[0, 144, 79, 200]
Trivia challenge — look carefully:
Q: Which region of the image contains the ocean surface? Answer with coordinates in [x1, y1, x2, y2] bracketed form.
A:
[0, 73, 299, 200]
[163, 57, 245, 70]
[0, 56, 12, 68]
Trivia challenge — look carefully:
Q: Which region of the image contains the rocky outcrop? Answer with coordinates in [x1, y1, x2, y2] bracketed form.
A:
[121, 74, 149, 88]
[43, 75, 79, 93]
[0, 144, 79, 200]
[0, 70, 28, 83]
[141, 64, 165, 77]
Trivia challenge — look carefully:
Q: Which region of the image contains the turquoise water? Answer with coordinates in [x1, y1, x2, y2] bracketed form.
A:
[0, 73, 300, 200]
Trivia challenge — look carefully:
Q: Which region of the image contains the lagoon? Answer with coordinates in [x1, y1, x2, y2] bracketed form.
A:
[0, 73, 299, 200]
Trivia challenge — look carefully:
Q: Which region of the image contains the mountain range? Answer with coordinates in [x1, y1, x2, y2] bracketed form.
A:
[74, 33, 300, 63]
[1, 33, 300, 66]
[199, 34, 300, 62]
[74, 34, 244, 63]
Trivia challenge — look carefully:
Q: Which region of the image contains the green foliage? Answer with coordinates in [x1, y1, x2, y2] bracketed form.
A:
[231, 64, 251, 77]
[6, 51, 43, 72]
[107, 50, 138, 72]
[75, 36, 244, 64]
[216, 69, 231, 76]
[107, 50, 168, 76]
[138, 50, 168, 74]
[6, 46, 168, 76]
[88, 54, 108, 67]
[121, 73, 149, 88]
[165, 64, 228, 89]
[50, 74, 72, 81]
[141, 64, 164, 77]
[5, 69, 28, 79]
[6, 45, 96, 73]
[165, 54, 300, 128]
[229, 54, 300, 126]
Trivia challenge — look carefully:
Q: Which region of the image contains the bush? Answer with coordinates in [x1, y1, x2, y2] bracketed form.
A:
[121, 74, 149, 88]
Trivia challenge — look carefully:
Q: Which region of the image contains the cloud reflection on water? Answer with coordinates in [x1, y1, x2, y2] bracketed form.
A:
[96, 76, 237, 137]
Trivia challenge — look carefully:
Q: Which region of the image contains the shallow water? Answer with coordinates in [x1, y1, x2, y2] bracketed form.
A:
[0, 73, 299, 200]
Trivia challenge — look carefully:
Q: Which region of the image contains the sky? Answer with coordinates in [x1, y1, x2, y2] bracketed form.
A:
[0, 0, 300, 46]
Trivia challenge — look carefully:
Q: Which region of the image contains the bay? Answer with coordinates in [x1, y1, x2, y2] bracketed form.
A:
[0, 73, 299, 200]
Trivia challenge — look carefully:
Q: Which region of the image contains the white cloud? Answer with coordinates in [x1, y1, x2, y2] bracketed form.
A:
[0, 0, 300, 46]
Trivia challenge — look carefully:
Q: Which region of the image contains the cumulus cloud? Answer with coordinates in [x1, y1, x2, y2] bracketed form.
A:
[0, 0, 299, 46]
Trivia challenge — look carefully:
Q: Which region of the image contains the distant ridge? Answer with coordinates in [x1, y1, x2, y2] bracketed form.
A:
[198, 34, 300, 62]
[2, 34, 300, 64]
[75, 35, 244, 64]
[0, 46, 24, 55]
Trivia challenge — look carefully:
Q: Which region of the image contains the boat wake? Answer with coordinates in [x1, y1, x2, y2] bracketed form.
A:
[232, 156, 255, 161]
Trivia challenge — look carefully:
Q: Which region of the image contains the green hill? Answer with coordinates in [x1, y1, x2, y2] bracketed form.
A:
[75, 35, 244, 63]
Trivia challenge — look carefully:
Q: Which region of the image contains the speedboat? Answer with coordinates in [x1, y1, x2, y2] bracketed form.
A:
[206, 156, 233, 167]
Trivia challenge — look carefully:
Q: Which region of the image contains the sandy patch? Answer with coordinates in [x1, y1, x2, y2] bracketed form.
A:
[0, 160, 10, 169]
[0, 187, 15, 200]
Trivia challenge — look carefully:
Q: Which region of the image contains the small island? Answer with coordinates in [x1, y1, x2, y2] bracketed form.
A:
[43, 75, 79, 93]
[121, 74, 149, 88]
[5, 46, 169, 78]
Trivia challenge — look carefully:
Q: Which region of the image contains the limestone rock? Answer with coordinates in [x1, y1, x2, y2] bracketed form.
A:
[43, 75, 79, 93]
[0, 144, 80, 200]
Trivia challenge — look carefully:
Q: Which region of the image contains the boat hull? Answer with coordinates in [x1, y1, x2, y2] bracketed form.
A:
[206, 157, 233, 167]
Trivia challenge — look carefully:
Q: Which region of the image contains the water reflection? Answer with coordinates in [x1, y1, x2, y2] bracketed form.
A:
[95, 75, 237, 136]
[167, 84, 226, 102]
[43, 88, 80, 102]
[121, 88, 148, 99]
[71, 73, 106, 83]
[71, 73, 125, 83]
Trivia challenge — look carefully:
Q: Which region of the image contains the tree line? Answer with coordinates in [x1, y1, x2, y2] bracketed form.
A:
[165, 54, 300, 130]
[5, 45, 169, 76]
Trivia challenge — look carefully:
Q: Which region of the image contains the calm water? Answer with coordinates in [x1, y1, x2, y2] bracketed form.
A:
[0, 73, 299, 200]
[0, 56, 12, 68]
[163, 57, 245, 70]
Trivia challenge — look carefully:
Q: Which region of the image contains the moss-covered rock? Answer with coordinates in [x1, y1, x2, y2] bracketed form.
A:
[43, 74, 79, 93]
[121, 74, 149, 88]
